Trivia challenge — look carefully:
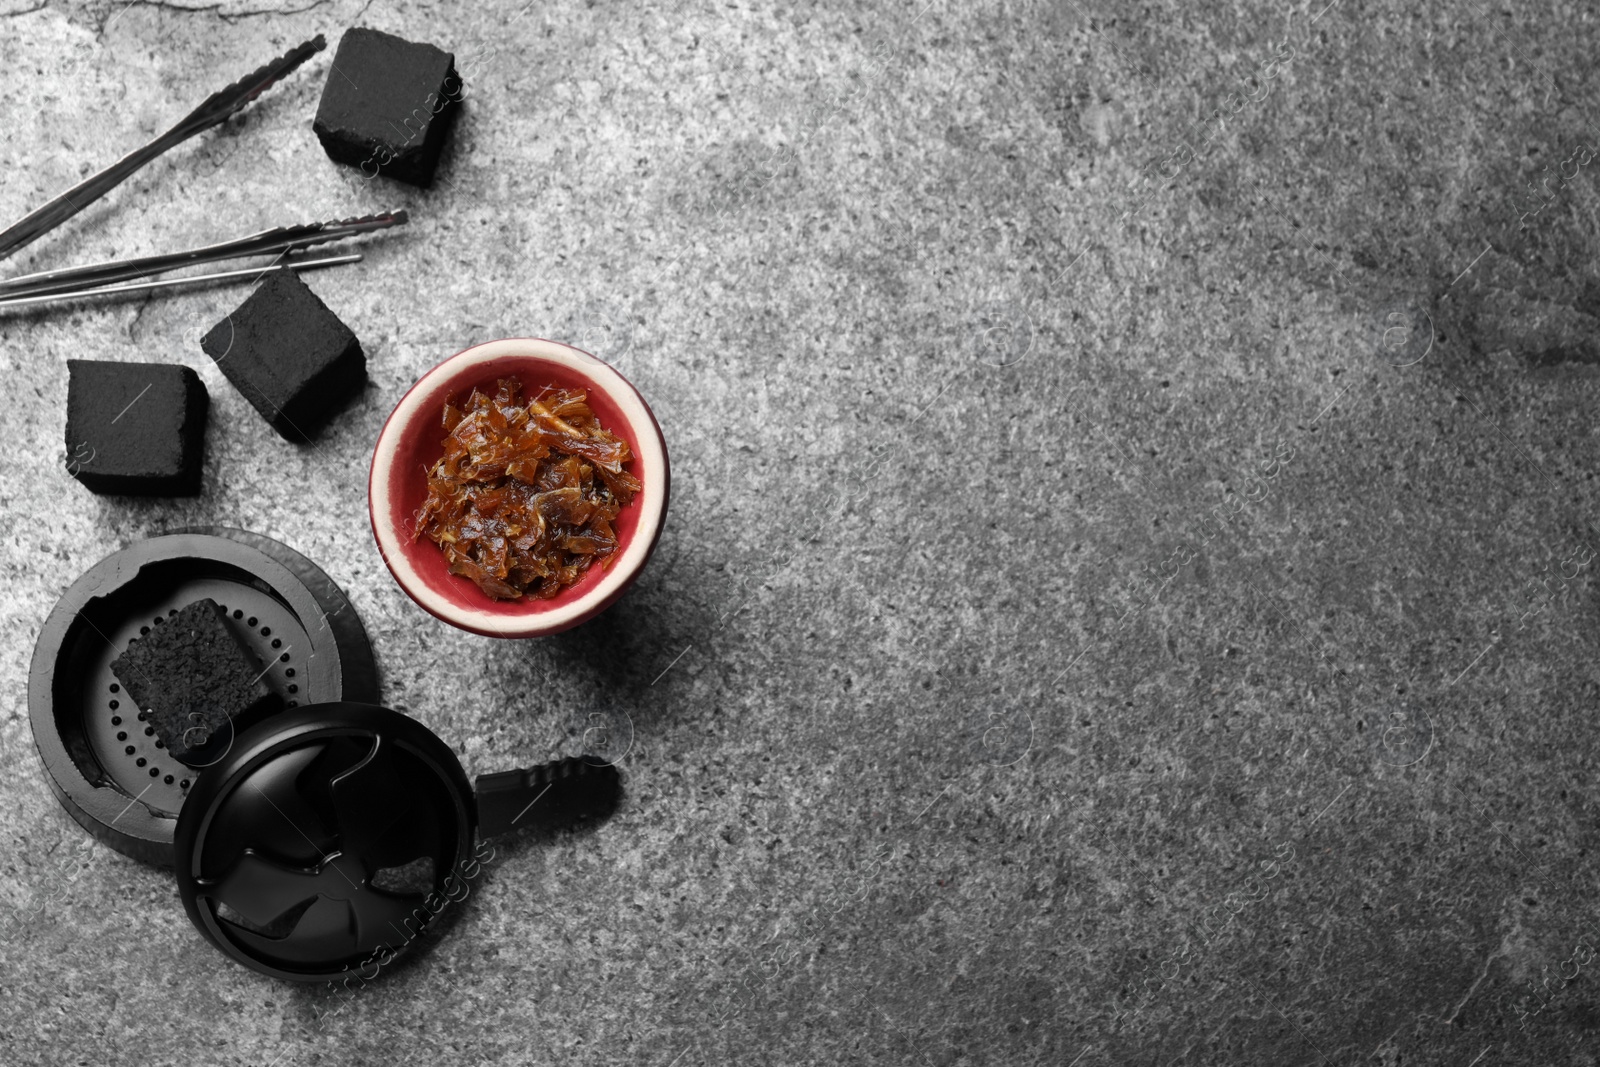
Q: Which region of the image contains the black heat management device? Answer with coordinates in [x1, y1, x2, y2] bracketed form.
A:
[29, 529, 621, 982]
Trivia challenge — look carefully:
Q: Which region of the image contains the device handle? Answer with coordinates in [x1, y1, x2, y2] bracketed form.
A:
[474, 757, 621, 838]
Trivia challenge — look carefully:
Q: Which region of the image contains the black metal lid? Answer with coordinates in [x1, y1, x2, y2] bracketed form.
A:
[172, 702, 475, 983]
[27, 527, 378, 866]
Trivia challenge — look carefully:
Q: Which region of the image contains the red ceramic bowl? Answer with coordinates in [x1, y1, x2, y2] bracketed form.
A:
[369, 338, 669, 638]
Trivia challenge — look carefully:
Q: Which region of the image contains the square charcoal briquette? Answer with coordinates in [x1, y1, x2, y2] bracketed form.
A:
[65, 360, 207, 496]
[313, 27, 462, 187]
[110, 599, 283, 767]
[201, 269, 365, 442]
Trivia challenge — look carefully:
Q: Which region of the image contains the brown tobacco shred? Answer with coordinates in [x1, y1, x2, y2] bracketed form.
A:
[414, 376, 642, 600]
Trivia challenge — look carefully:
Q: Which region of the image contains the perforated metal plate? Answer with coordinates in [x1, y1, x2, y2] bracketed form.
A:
[86, 580, 312, 811]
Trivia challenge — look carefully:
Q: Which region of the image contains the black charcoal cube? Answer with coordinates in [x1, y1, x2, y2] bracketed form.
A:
[65, 360, 207, 496]
[313, 27, 462, 188]
[201, 269, 365, 442]
[110, 599, 282, 767]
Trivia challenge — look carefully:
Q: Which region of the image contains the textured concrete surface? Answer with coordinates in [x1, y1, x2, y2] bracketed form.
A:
[3, 0, 1600, 1064]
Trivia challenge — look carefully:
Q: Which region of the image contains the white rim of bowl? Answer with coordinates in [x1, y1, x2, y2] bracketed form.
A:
[370, 337, 667, 637]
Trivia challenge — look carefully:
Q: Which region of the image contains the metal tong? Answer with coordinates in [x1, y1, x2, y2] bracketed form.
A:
[0, 35, 406, 311]
[0, 212, 408, 309]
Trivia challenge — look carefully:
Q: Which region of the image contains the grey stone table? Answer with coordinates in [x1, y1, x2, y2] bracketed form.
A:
[2, 1, 1599, 1064]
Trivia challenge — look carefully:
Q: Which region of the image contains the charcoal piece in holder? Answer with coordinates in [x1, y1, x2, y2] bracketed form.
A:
[200, 269, 365, 442]
[312, 27, 462, 188]
[64, 360, 207, 495]
[110, 598, 283, 767]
